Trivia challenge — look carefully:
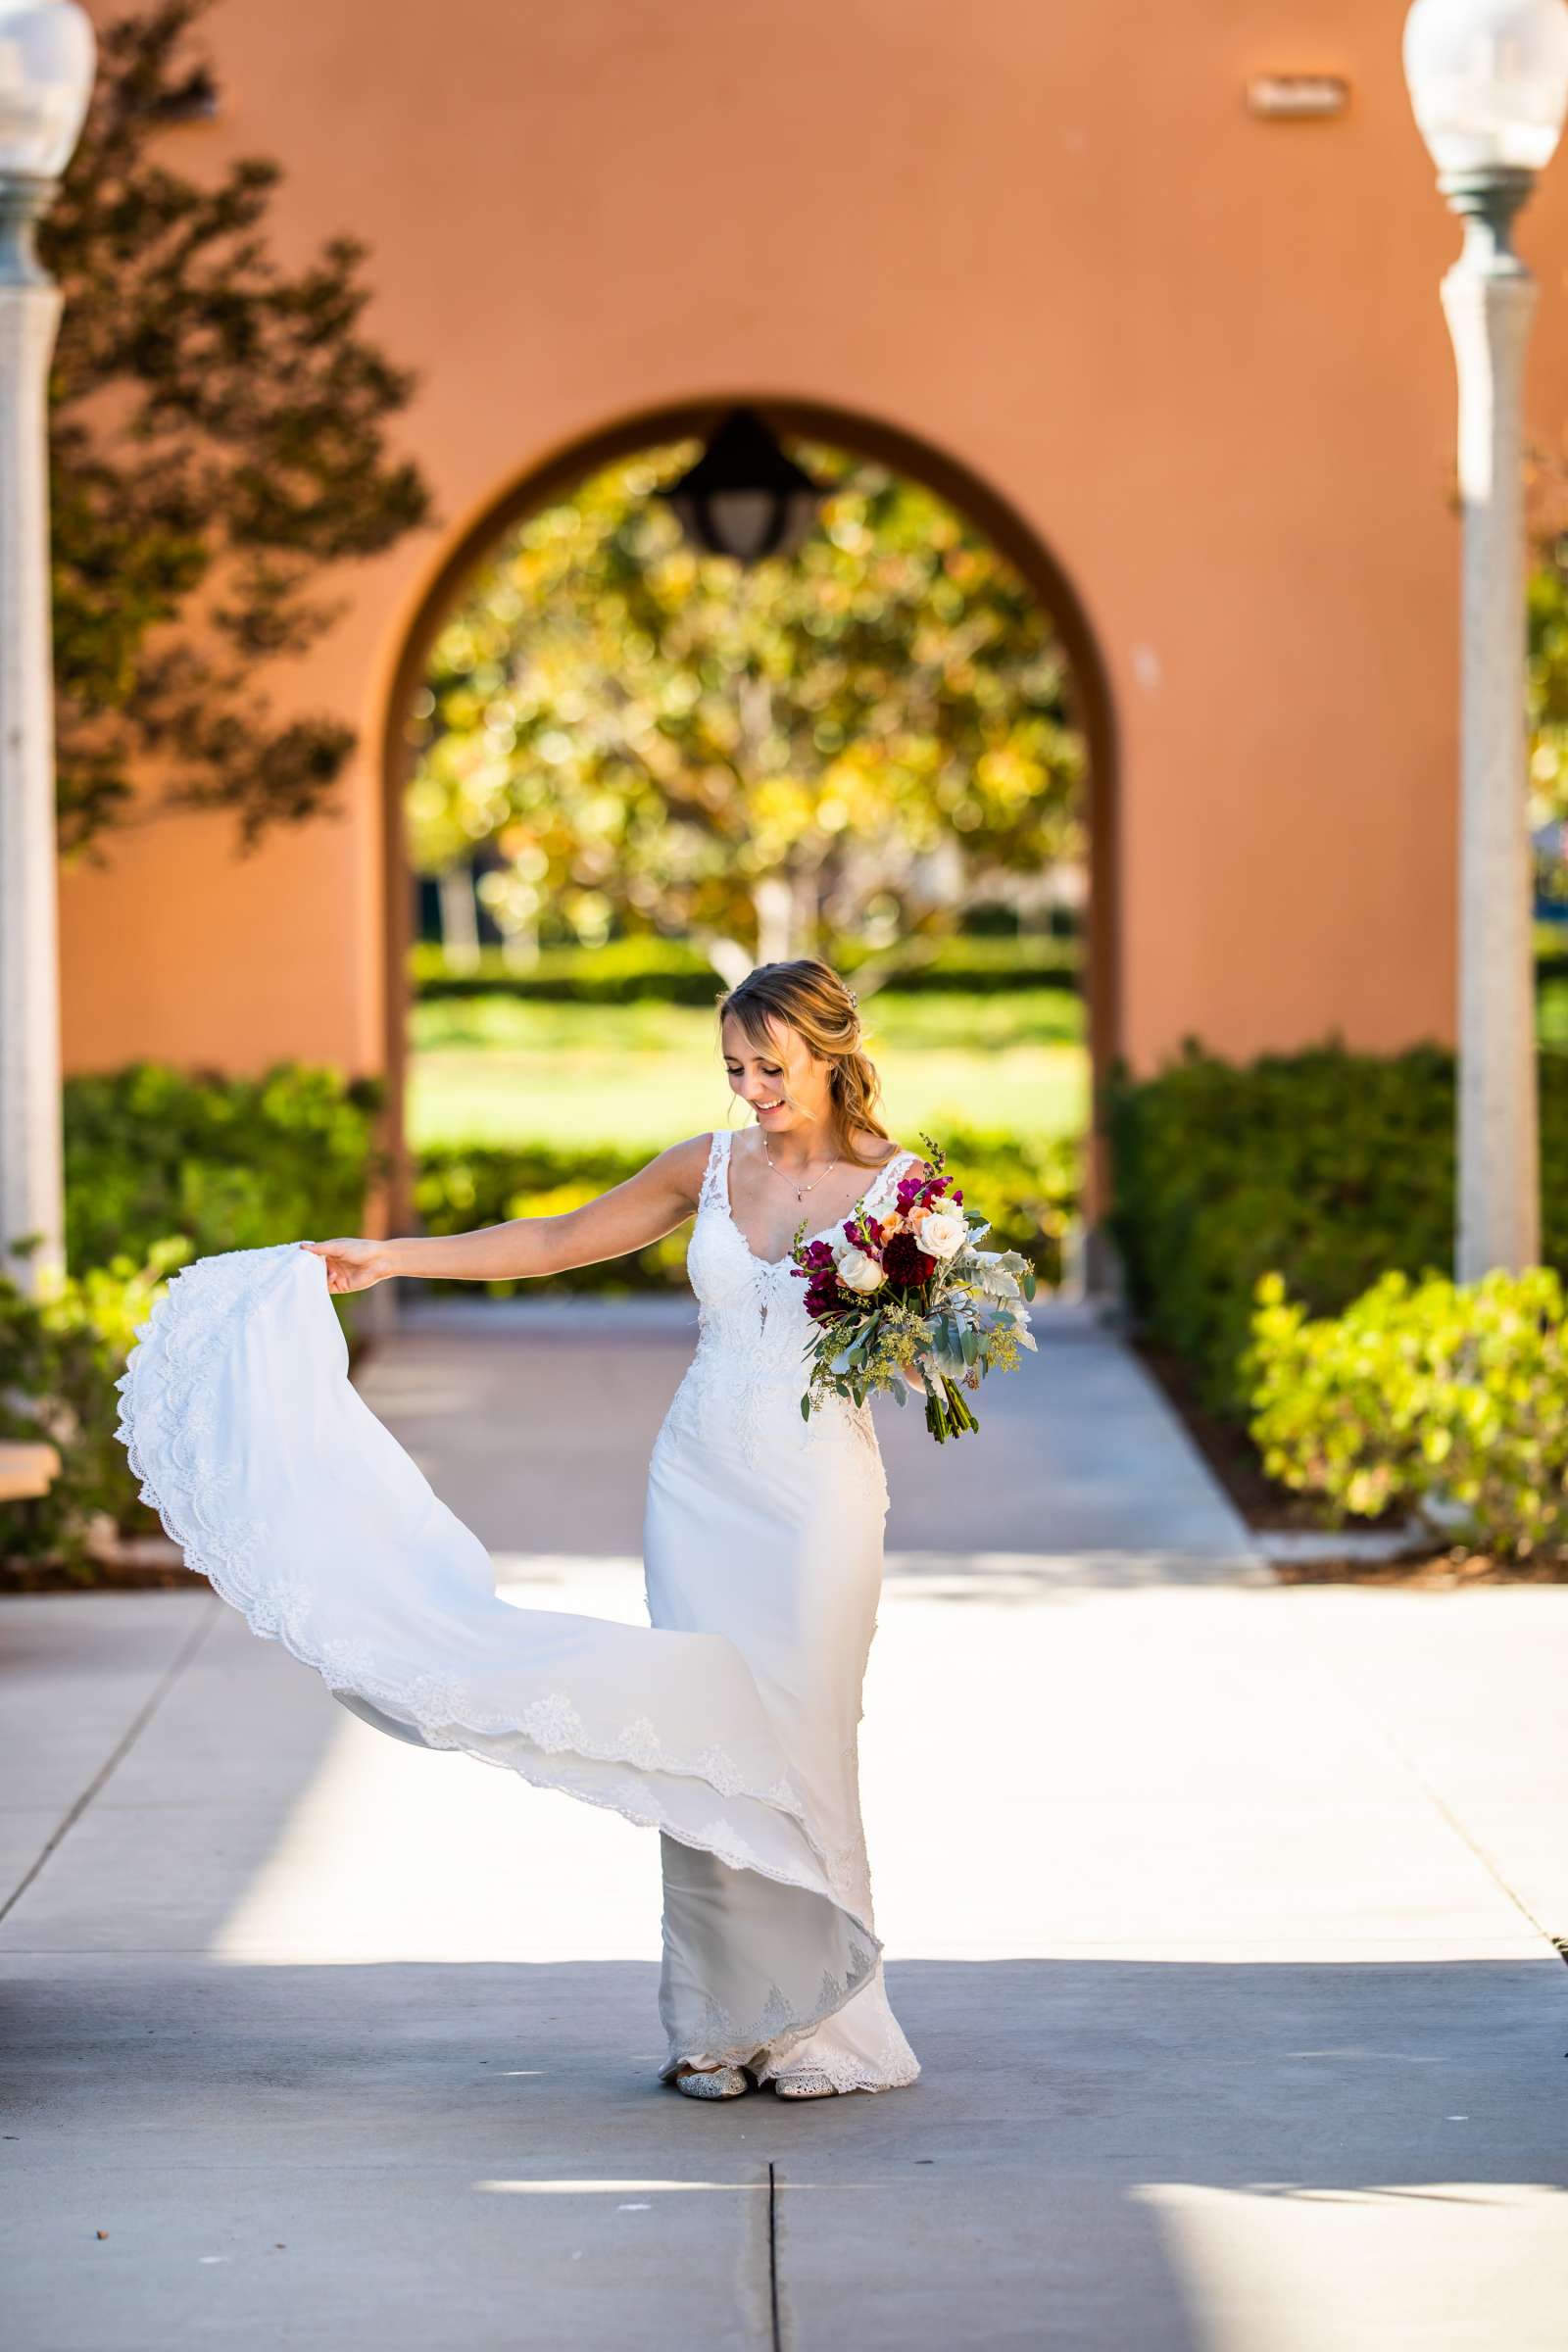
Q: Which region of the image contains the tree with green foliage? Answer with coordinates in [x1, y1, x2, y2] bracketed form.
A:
[44, 0, 432, 856]
[407, 444, 1084, 983]
[1530, 560, 1568, 819]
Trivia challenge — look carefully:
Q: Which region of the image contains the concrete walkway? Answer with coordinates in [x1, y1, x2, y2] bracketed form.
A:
[3, 1302, 1566, 2349]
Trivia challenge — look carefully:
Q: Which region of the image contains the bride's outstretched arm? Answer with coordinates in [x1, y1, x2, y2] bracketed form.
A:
[301, 1135, 714, 1295]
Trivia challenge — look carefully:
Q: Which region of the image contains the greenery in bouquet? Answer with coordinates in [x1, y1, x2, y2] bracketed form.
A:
[790, 1133, 1037, 1443]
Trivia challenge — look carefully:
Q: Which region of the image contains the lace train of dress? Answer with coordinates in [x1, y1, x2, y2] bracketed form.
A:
[112, 1127, 919, 2093]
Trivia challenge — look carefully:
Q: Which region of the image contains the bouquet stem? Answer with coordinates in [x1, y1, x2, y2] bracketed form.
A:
[923, 1370, 980, 1444]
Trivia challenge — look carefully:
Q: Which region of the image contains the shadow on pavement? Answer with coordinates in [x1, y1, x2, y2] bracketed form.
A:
[2, 1955, 1562, 2351]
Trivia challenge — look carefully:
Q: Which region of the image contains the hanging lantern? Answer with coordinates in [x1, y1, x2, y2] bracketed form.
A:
[658, 407, 827, 564]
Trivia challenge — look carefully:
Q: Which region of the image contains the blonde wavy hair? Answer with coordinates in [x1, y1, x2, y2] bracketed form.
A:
[716, 957, 893, 1169]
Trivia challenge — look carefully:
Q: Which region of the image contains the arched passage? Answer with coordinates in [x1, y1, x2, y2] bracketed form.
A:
[377, 396, 1121, 1262]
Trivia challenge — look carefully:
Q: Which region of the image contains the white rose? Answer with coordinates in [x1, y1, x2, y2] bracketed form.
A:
[835, 1247, 887, 1295]
[915, 1207, 967, 1261]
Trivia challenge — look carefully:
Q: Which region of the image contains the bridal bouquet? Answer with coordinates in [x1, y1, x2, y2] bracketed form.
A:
[790, 1133, 1037, 1444]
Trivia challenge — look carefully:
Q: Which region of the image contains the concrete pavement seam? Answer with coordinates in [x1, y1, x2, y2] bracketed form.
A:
[767, 2159, 783, 2352]
[0, 1592, 219, 1928]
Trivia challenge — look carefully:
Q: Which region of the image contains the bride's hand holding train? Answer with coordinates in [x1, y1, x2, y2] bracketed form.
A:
[298, 1236, 391, 1294]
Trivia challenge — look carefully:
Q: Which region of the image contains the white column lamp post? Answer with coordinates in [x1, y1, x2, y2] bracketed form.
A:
[1404, 0, 1568, 1280]
[0, 0, 92, 1298]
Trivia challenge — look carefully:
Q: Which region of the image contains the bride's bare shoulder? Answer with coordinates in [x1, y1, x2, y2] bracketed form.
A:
[856, 1131, 911, 1170]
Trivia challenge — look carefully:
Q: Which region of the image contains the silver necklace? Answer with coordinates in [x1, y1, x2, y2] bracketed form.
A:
[761, 1133, 839, 1202]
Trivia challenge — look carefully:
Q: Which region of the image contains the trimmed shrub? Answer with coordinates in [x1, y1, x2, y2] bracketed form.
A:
[1246, 1264, 1568, 1558]
[0, 1239, 192, 1571]
[1105, 1038, 1568, 1418]
[411, 931, 1081, 1004]
[62, 1060, 386, 1272]
[4, 1063, 385, 1575]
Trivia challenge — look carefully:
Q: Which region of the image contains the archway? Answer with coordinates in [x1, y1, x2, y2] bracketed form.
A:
[377, 396, 1120, 1266]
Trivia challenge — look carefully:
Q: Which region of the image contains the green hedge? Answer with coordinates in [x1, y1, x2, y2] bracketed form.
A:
[3, 1063, 386, 1575]
[411, 932, 1081, 1004]
[414, 1124, 1081, 1296]
[63, 1061, 386, 1272]
[0, 1241, 191, 1572]
[1247, 1264, 1568, 1559]
[1106, 1038, 1568, 1420]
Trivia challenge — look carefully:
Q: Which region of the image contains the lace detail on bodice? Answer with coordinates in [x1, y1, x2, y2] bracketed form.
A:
[662, 1131, 918, 1481]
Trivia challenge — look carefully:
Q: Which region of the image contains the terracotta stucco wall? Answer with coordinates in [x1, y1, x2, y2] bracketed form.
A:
[58, 0, 1568, 1086]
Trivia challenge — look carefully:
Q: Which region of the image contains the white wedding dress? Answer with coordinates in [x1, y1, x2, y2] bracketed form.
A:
[114, 1125, 921, 2094]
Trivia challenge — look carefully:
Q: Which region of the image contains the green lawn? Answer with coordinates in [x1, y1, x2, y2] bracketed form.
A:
[407, 987, 1089, 1152]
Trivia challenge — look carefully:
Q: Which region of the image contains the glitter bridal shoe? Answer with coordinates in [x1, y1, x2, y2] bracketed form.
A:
[771, 2070, 839, 2099]
[672, 2065, 751, 2100]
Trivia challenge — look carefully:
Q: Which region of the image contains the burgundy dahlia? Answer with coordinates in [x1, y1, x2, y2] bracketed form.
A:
[803, 1274, 846, 1318]
[881, 1232, 936, 1288]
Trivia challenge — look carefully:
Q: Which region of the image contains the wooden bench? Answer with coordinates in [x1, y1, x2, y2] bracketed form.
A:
[0, 1442, 61, 1502]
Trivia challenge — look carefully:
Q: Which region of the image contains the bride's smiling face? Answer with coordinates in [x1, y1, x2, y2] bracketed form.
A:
[720, 1013, 828, 1133]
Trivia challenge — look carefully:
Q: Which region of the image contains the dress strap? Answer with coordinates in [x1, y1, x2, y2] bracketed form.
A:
[698, 1128, 732, 1214]
[872, 1147, 921, 1207]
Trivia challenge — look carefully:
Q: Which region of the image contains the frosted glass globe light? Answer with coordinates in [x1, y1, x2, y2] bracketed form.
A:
[1405, 0, 1568, 174]
[0, 0, 94, 179]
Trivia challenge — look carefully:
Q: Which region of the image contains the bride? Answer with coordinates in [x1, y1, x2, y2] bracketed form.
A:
[116, 956, 922, 2102]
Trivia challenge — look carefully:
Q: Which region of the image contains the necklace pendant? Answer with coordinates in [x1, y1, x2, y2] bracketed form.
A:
[763, 1134, 838, 1204]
